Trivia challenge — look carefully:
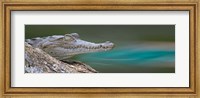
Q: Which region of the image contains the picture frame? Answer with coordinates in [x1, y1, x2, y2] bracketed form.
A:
[0, 0, 199, 98]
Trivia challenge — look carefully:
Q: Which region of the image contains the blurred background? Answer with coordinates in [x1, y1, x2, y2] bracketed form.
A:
[25, 25, 175, 73]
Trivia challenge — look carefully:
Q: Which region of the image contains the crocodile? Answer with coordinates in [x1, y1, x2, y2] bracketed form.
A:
[26, 33, 114, 60]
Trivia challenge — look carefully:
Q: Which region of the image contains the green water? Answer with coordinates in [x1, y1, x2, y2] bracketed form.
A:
[25, 25, 175, 73]
[70, 47, 175, 73]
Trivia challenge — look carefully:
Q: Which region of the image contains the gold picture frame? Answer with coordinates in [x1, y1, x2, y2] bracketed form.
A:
[0, 0, 199, 97]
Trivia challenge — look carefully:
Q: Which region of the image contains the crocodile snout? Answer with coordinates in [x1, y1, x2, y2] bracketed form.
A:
[101, 41, 115, 49]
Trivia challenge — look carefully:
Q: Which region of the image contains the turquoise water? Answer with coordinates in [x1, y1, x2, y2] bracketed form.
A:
[71, 46, 175, 73]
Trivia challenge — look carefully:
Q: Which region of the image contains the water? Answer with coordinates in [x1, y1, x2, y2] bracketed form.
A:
[71, 45, 175, 73]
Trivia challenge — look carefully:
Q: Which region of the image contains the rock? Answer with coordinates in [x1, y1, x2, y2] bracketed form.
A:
[25, 42, 97, 73]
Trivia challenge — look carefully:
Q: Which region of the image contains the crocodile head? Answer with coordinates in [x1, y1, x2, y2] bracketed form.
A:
[41, 33, 114, 60]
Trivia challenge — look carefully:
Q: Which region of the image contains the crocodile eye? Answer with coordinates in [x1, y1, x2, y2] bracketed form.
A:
[64, 35, 75, 42]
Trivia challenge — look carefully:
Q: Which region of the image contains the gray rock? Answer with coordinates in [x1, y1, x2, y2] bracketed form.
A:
[25, 42, 97, 73]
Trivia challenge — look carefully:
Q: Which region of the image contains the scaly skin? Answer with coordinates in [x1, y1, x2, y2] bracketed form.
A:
[26, 33, 114, 60]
